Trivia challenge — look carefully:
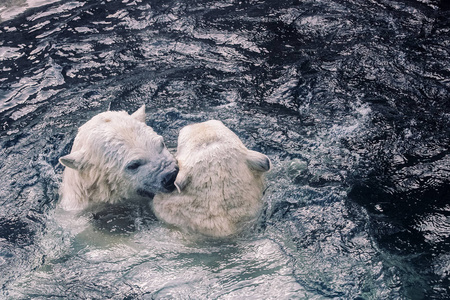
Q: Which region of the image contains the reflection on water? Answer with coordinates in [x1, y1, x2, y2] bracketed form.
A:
[0, 0, 449, 299]
[0, 0, 62, 22]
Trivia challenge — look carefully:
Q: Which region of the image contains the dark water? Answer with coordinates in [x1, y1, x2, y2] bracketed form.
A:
[0, 0, 449, 299]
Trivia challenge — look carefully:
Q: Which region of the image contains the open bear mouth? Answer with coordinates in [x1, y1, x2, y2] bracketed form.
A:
[161, 169, 178, 193]
[161, 182, 176, 193]
[136, 189, 155, 199]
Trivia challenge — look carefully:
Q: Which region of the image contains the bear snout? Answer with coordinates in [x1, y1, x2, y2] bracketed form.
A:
[161, 167, 179, 192]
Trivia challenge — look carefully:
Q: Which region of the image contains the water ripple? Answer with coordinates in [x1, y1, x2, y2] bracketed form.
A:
[0, 0, 449, 299]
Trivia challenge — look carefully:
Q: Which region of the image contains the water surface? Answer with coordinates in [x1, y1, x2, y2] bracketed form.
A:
[0, 0, 449, 299]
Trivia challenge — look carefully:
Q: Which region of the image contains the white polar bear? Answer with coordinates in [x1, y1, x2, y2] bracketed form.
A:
[152, 120, 271, 238]
[59, 105, 178, 211]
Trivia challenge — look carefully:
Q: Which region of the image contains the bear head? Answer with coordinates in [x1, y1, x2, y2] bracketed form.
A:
[59, 105, 178, 210]
[173, 120, 271, 192]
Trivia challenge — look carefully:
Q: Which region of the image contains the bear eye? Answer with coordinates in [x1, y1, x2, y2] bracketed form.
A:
[126, 160, 144, 171]
[156, 136, 165, 153]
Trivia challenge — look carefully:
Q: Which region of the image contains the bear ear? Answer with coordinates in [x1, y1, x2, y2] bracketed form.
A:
[131, 105, 146, 123]
[246, 150, 271, 173]
[174, 170, 191, 193]
[59, 150, 85, 170]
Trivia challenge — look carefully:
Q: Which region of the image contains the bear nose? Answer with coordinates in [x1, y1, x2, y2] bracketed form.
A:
[161, 167, 179, 192]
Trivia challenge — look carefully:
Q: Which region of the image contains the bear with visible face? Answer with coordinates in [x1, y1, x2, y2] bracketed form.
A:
[59, 105, 178, 211]
[152, 120, 271, 238]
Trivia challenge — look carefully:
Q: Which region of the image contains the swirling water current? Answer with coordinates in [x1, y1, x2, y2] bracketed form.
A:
[0, 0, 449, 299]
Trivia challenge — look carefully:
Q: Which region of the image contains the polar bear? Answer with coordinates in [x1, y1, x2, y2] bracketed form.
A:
[59, 105, 178, 211]
[152, 120, 271, 238]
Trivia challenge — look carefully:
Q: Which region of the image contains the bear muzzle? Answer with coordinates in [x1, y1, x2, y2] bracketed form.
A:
[161, 167, 179, 192]
[136, 189, 155, 199]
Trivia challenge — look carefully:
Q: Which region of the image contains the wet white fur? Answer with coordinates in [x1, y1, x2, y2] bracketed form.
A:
[59, 105, 175, 211]
[153, 120, 271, 238]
